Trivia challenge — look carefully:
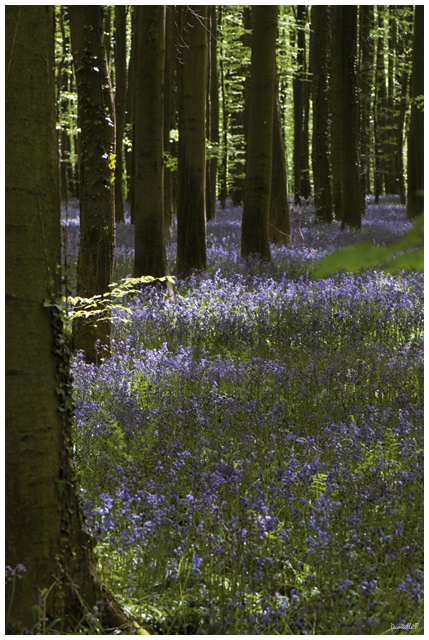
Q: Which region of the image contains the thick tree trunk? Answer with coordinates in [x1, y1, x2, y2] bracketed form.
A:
[218, 5, 228, 209]
[69, 6, 116, 363]
[6, 6, 134, 633]
[133, 5, 167, 279]
[163, 5, 177, 235]
[374, 9, 388, 203]
[126, 8, 138, 222]
[177, 6, 208, 276]
[241, 6, 277, 261]
[114, 5, 127, 223]
[407, 5, 424, 218]
[311, 5, 332, 223]
[340, 6, 362, 228]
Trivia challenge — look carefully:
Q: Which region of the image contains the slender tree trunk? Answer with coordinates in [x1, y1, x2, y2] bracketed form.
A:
[126, 7, 137, 222]
[6, 7, 133, 632]
[133, 6, 167, 279]
[311, 5, 332, 223]
[206, 6, 219, 221]
[358, 5, 374, 205]
[330, 6, 343, 219]
[69, 6, 116, 363]
[164, 5, 177, 235]
[374, 8, 387, 202]
[114, 5, 127, 223]
[269, 85, 291, 245]
[218, 5, 228, 209]
[407, 5, 424, 218]
[177, 6, 208, 276]
[293, 6, 310, 204]
[241, 6, 277, 261]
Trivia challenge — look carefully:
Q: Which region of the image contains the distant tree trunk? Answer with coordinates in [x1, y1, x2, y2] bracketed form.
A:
[407, 5, 424, 218]
[177, 6, 208, 276]
[69, 6, 116, 363]
[310, 5, 332, 223]
[358, 5, 374, 206]
[133, 6, 167, 279]
[269, 85, 291, 245]
[206, 5, 219, 221]
[241, 6, 277, 261]
[6, 6, 134, 633]
[114, 5, 127, 222]
[293, 5, 310, 203]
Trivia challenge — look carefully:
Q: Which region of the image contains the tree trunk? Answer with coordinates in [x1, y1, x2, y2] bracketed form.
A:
[5, 6, 134, 633]
[69, 6, 116, 363]
[133, 5, 167, 279]
[114, 5, 127, 223]
[177, 6, 208, 276]
[339, 6, 362, 228]
[358, 5, 374, 205]
[269, 86, 291, 245]
[330, 6, 343, 219]
[163, 5, 177, 235]
[407, 5, 424, 218]
[126, 7, 138, 222]
[293, 6, 310, 204]
[206, 6, 219, 221]
[311, 5, 332, 223]
[241, 6, 278, 261]
[218, 5, 228, 209]
[374, 8, 388, 202]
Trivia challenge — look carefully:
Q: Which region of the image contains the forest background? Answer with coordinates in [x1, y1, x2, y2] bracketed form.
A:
[5, 4, 424, 635]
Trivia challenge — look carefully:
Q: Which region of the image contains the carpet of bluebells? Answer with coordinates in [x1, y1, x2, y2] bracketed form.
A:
[64, 197, 424, 634]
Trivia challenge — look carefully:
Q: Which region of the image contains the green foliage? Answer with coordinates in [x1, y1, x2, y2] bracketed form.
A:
[68, 274, 175, 325]
[313, 215, 423, 279]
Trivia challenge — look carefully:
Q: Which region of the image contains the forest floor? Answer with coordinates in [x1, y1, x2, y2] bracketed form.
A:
[65, 197, 423, 634]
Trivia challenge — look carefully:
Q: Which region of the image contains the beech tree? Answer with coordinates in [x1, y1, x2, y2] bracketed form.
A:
[133, 5, 168, 279]
[6, 6, 133, 632]
[114, 5, 127, 223]
[69, 6, 116, 362]
[241, 6, 278, 261]
[407, 4, 424, 219]
[177, 5, 208, 276]
[310, 5, 332, 223]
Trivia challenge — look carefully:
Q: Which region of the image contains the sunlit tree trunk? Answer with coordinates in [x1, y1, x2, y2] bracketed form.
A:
[407, 5, 424, 218]
[177, 5, 208, 276]
[293, 5, 310, 203]
[69, 6, 116, 363]
[311, 5, 332, 223]
[241, 6, 277, 261]
[6, 6, 133, 632]
[133, 6, 167, 279]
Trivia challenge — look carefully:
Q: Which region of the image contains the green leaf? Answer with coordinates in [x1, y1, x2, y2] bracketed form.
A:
[313, 215, 423, 279]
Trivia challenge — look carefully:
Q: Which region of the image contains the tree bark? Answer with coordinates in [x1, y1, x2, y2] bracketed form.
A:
[114, 5, 127, 222]
[69, 6, 116, 363]
[241, 6, 278, 261]
[407, 5, 424, 218]
[206, 6, 219, 221]
[293, 6, 310, 203]
[310, 5, 332, 223]
[133, 5, 167, 279]
[177, 6, 208, 276]
[358, 5, 374, 206]
[6, 6, 134, 633]
[269, 86, 291, 245]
